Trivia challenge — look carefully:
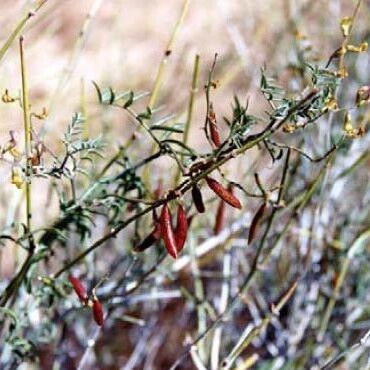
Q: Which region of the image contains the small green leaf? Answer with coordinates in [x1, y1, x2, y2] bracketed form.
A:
[109, 87, 115, 104]
[92, 81, 102, 103]
[0, 307, 19, 330]
[137, 107, 152, 120]
[123, 91, 134, 108]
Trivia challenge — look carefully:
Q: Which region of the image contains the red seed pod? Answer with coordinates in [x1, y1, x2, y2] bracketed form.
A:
[214, 184, 234, 234]
[208, 104, 221, 148]
[160, 204, 178, 259]
[152, 221, 161, 240]
[206, 177, 242, 209]
[175, 204, 188, 253]
[210, 122, 221, 148]
[214, 198, 225, 234]
[92, 298, 104, 326]
[191, 185, 205, 213]
[68, 275, 87, 302]
[133, 222, 161, 252]
[248, 202, 267, 245]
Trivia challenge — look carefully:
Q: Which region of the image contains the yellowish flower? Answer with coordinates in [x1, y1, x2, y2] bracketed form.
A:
[11, 167, 24, 189]
[322, 95, 338, 112]
[282, 123, 296, 133]
[9, 147, 22, 161]
[346, 42, 368, 53]
[340, 17, 353, 37]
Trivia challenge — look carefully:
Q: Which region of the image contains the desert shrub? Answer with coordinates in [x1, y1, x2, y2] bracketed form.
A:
[1, 1, 370, 370]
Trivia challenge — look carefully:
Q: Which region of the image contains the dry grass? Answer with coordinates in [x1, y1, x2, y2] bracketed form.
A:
[1, 1, 370, 369]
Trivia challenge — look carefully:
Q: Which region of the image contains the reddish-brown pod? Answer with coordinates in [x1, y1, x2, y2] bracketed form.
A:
[214, 184, 234, 234]
[68, 275, 87, 303]
[160, 204, 178, 259]
[248, 202, 267, 245]
[92, 298, 104, 326]
[191, 185, 205, 213]
[214, 198, 225, 234]
[206, 177, 242, 209]
[208, 105, 221, 148]
[152, 221, 161, 239]
[175, 204, 188, 253]
[133, 222, 161, 252]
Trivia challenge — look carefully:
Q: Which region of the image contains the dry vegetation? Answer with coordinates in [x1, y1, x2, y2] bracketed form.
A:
[1, 1, 370, 369]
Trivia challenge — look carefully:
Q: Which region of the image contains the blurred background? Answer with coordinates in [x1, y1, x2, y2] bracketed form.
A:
[1, 1, 370, 369]
[0, 0, 361, 136]
[0, 0, 365, 227]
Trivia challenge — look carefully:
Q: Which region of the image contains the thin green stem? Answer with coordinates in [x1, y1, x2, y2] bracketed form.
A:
[338, 0, 362, 75]
[221, 282, 297, 370]
[175, 54, 200, 185]
[48, 0, 103, 116]
[0, 1, 48, 63]
[335, 149, 370, 180]
[184, 54, 200, 147]
[125, 106, 161, 146]
[203, 54, 218, 146]
[148, 0, 191, 109]
[318, 227, 370, 341]
[80, 77, 89, 140]
[20, 36, 32, 238]
[0, 36, 36, 307]
[0, 253, 33, 306]
[96, 146, 125, 180]
[255, 148, 291, 264]
[144, 0, 192, 189]
[189, 236, 208, 364]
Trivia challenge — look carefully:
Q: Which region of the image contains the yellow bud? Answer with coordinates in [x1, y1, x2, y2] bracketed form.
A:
[344, 112, 352, 130]
[33, 107, 48, 120]
[359, 42, 368, 52]
[11, 167, 24, 189]
[9, 147, 22, 161]
[282, 123, 296, 133]
[1, 89, 15, 103]
[356, 86, 370, 107]
[340, 17, 353, 37]
[322, 95, 338, 112]
[336, 65, 348, 78]
[343, 112, 356, 138]
[293, 29, 307, 41]
[211, 80, 220, 89]
[346, 42, 368, 53]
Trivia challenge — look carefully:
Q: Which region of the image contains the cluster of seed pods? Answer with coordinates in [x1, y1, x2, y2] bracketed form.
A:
[69, 176, 266, 322]
[134, 175, 245, 259]
[160, 203, 188, 259]
[133, 170, 269, 259]
[68, 275, 104, 326]
[133, 203, 189, 259]
[204, 106, 267, 243]
[67, 78, 271, 323]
